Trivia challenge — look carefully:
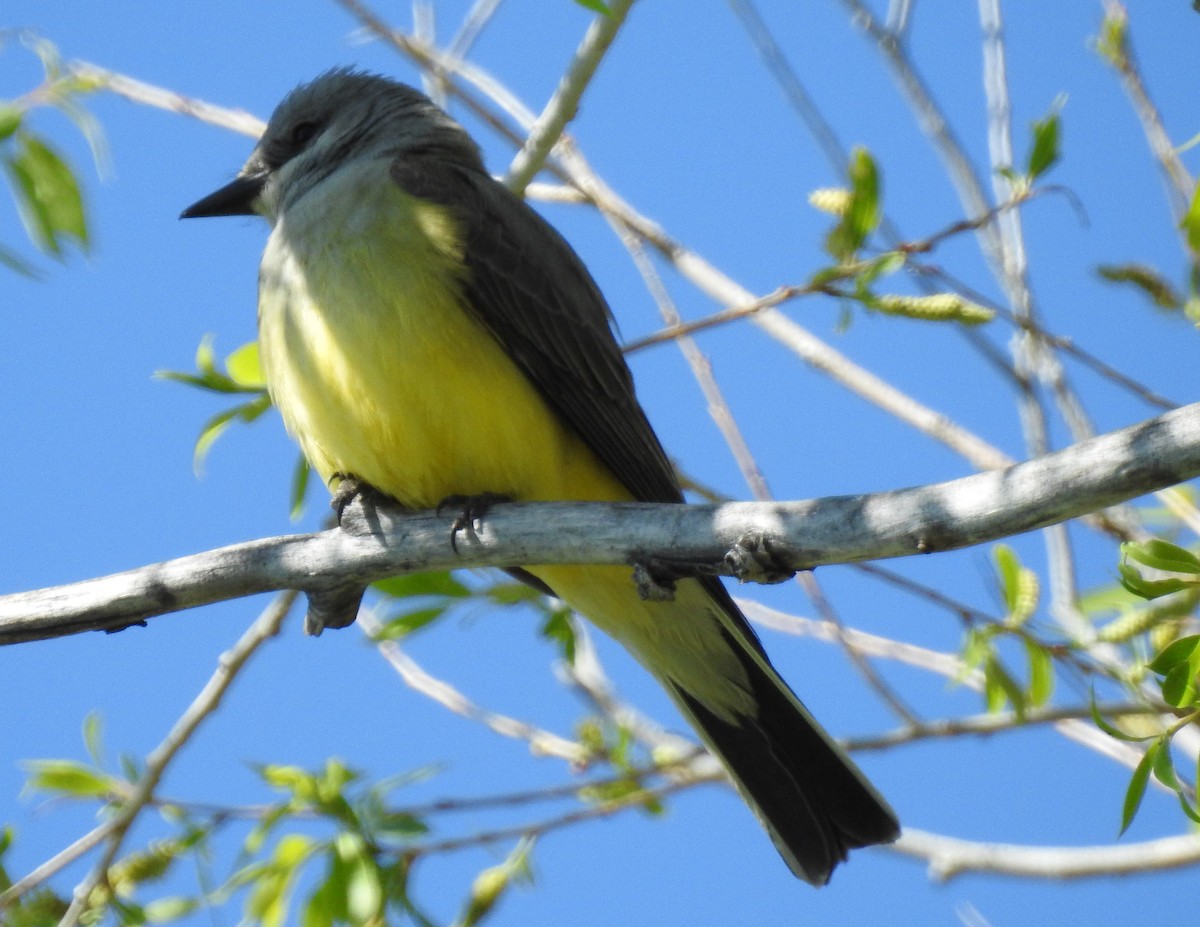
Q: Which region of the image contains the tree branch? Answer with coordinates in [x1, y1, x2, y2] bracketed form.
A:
[2, 402, 1198, 646]
[894, 827, 1200, 881]
[504, 0, 636, 194]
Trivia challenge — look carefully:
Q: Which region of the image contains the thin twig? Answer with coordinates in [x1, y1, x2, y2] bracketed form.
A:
[358, 611, 588, 763]
[67, 60, 265, 137]
[54, 590, 297, 926]
[610, 219, 771, 500]
[839, 0, 1002, 264]
[447, 0, 504, 62]
[0, 822, 109, 913]
[407, 776, 715, 858]
[742, 599, 1158, 780]
[1099, 2, 1194, 226]
[561, 620, 709, 766]
[844, 702, 1172, 752]
[796, 571, 922, 725]
[505, 0, 636, 194]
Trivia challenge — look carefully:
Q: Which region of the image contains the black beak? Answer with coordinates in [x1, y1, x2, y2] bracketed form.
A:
[180, 173, 266, 219]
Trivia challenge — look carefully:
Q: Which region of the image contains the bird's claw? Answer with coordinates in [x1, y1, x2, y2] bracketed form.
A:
[329, 473, 388, 525]
[725, 533, 795, 585]
[438, 492, 512, 553]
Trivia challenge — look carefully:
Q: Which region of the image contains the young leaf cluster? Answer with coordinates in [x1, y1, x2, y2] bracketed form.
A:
[0, 36, 100, 273]
[956, 545, 1053, 718]
[1092, 540, 1200, 833]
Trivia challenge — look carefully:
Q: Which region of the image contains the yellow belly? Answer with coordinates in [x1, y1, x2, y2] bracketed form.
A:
[257, 162, 629, 510]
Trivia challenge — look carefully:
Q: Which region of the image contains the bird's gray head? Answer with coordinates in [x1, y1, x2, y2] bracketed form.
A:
[182, 69, 482, 222]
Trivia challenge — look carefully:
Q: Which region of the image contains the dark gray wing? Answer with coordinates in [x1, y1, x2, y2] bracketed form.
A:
[391, 152, 683, 506]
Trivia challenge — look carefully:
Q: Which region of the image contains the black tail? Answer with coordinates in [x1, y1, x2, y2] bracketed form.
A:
[667, 595, 900, 884]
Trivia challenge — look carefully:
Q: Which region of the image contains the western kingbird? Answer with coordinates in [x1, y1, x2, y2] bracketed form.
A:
[182, 69, 899, 884]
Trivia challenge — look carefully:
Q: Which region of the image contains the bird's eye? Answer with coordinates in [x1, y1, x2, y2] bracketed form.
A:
[290, 120, 320, 148]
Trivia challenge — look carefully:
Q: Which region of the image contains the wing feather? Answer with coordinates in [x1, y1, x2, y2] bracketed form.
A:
[391, 153, 682, 506]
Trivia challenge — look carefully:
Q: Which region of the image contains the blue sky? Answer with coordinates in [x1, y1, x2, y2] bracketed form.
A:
[2, 2, 1199, 925]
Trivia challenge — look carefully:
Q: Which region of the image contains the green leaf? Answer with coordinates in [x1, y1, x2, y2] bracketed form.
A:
[1160, 661, 1199, 708]
[193, 394, 272, 473]
[994, 544, 1020, 612]
[983, 656, 1025, 716]
[1147, 634, 1200, 675]
[374, 572, 471, 600]
[304, 870, 343, 927]
[953, 626, 994, 685]
[143, 896, 199, 923]
[110, 897, 147, 924]
[316, 758, 357, 802]
[1024, 639, 1054, 707]
[1095, 7, 1128, 67]
[1151, 740, 1182, 790]
[258, 764, 317, 800]
[0, 106, 21, 140]
[246, 834, 315, 927]
[345, 854, 384, 924]
[1089, 689, 1153, 743]
[1119, 742, 1156, 835]
[540, 607, 577, 664]
[243, 806, 289, 858]
[991, 544, 1040, 624]
[1183, 179, 1200, 254]
[289, 454, 310, 521]
[225, 341, 265, 388]
[856, 250, 906, 288]
[373, 811, 429, 840]
[3, 132, 88, 256]
[193, 406, 244, 474]
[457, 839, 534, 927]
[1118, 562, 1194, 601]
[1096, 263, 1183, 309]
[825, 147, 880, 262]
[82, 711, 104, 766]
[1179, 790, 1200, 826]
[486, 580, 543, 606]
[1026, 106, 1062, 180]
[22, 759, 115, 798]
[0, 241, 38, 277]
[573, 0, 613, 13]
[373, 607, 450, 641]
[158, 337, 269, 395]
[1123, 539, 1200, 574]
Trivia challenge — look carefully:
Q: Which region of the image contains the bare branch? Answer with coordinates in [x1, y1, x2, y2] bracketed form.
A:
[53, 591, 297, 925]
[895, 827, 1200, 881]
[66, 60, 265, 137]
[844, 703, 1171, 752]
[2, 403, 1198, 646]
[504, 0, 636, 194]
[358, 611, 588, 763]
[1099, 2, 1195, 225]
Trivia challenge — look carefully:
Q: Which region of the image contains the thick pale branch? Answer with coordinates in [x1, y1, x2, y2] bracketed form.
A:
[1, 403, 1198, 645]
[895, 827, 1200, 881]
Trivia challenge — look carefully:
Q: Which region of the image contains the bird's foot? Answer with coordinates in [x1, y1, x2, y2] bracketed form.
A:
[438, 492, 512, 553]
[725, 533, 795, 585]
[329, 472, 390, 526]
[631, 557, 707, 602]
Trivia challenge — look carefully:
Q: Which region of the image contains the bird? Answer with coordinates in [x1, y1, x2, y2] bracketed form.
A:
[181, 69, 899, 884]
